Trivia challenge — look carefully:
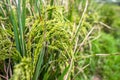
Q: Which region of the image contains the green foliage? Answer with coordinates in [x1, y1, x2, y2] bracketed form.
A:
[99, 4, 115, 26]
[58, 65, 70, 80]
[97, 4, 120, 80]
[32, 46, 45, 80]
[0, 0, 120, 80]
[102, 56, 120, 80]
[92, 32, 118, 54]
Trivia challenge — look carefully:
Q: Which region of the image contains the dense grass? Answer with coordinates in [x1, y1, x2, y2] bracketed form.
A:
[0, 0, 120, 80]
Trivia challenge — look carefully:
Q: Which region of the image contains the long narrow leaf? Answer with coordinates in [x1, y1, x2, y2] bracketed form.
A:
[17, 0, 26, 56]
[22, 0, 26, 55]
[7, 0, 21, 54]
[48, 0, 54, 19]
[32, 46, 45, 80]
[58, 65, 70, 80]
[22, 0, 26, 31]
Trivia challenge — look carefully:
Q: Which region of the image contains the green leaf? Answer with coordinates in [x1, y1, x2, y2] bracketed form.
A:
[58, 65, 70, 80]
[32, 46, 45, 80]
[43, 72, 50, 80]
[17, 0, 26, 56]
[8, 0, 21, 54]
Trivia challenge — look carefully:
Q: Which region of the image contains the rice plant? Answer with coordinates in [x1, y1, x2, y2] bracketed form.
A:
[0, 0, 120, 80]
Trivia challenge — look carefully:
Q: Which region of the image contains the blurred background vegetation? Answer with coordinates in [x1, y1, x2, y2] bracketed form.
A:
[0, 0, 120, 80]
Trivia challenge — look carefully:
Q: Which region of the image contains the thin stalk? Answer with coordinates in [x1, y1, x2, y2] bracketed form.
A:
[72, 0, 88, 42]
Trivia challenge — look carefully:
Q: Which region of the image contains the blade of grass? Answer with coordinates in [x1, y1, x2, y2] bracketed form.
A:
[7, 0, 21, 54]
[43, 71, 50, 80]
[58, 65, 70, 80]
[32, 45, 45, 80]
[17, 0, 26, 56]
[22, 0, 26, 31]
[22, 0, 26, 55]
[48, 0, 54, 19]
[36, 0, 42, 17]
